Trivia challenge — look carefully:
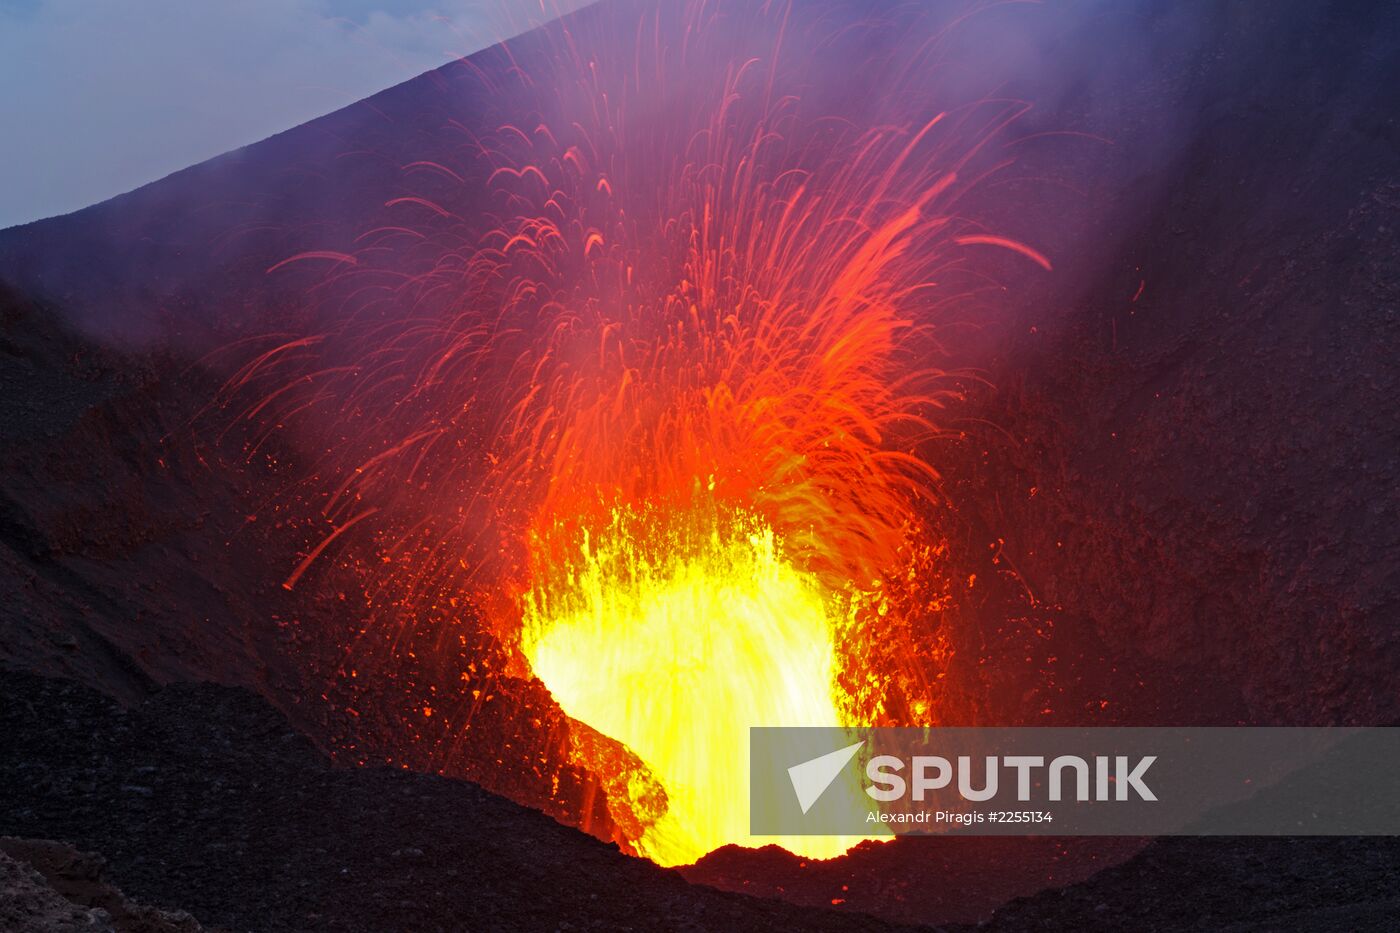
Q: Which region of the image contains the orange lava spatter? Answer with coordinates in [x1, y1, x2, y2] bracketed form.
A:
[221, 0, 1047, 865]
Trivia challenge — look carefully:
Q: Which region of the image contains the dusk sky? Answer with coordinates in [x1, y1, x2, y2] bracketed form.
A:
[0, 1, 586, 229]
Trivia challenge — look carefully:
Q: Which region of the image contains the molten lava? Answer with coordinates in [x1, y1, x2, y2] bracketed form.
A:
[222, 0, 1048, 867]
[522, 506, 868, 864]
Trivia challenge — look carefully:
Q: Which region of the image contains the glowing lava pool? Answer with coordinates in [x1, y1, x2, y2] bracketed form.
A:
[522, 505, 874, 864]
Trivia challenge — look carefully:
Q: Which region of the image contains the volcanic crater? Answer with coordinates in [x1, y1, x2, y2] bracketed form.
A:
[2, 0, 1399, 929]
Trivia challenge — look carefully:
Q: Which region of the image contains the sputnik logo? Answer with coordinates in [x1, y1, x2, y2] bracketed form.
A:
[787, 740, 865, 814]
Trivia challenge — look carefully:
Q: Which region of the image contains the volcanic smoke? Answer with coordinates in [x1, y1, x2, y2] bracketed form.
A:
[221, 0, 1048, 866]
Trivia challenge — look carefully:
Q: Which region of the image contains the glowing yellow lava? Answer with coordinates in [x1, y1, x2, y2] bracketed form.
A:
[521, 507, 878, 866]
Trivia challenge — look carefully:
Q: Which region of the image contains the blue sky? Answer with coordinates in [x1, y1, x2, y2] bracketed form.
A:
[0, 1, 586, 229]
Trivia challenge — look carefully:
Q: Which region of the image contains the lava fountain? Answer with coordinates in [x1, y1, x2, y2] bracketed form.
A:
[222, 0, 1048, 866]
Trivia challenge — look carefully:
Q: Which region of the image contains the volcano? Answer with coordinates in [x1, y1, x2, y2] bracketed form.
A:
[2, 0, 1399, 929]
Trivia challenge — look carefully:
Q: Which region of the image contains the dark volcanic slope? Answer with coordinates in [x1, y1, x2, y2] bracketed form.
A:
[0, 670, 913, 933]
[977, 836, 1400, 933]
[6, 668, 1400, 932]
